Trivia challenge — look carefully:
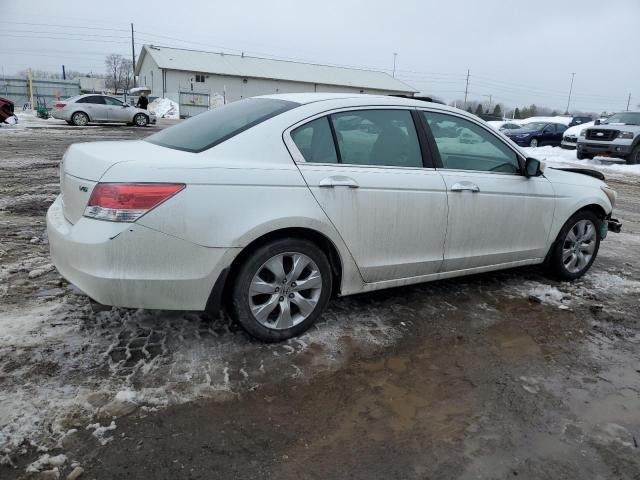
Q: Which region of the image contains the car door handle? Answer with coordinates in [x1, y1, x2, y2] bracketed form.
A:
[450, 181, 480, 192]
[319, 176, 359, 189]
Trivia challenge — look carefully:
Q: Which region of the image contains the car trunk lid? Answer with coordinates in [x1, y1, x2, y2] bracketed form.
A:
[60, 140, 167, 224]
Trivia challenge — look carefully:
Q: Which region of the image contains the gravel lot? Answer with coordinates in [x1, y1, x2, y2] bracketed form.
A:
[1, 120, 639, 479]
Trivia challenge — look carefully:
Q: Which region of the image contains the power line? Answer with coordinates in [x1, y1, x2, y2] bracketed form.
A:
[3, 20, 129, 32]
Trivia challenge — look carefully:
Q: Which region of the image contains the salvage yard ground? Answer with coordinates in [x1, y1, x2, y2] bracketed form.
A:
[1, 118, 639, 479]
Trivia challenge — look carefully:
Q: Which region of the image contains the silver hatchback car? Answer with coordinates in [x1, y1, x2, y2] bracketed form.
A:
[51, 94, 156, 127]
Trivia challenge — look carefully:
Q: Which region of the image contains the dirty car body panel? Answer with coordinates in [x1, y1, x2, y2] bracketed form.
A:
[47, 93, 617, 320]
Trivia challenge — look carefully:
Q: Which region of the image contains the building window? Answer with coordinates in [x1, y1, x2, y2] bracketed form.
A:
[195, 74, 205, 83]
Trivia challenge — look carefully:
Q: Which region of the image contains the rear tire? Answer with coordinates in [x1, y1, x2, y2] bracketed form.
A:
[576, 151, 592, 160]
[231, 238, 332, 342]
[545, 210, 601, 280]
[627, 144, 640, 165]
[133, 113, 148, 127]
[71, 112, 89, 126]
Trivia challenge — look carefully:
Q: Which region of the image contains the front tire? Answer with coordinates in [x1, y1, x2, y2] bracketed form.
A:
[577, 151, 593, 160]
[545, 211, 601, 280]
[133, 113, 148, 127]
[627, 144, 640, 165]
[231, 239, 332, 342]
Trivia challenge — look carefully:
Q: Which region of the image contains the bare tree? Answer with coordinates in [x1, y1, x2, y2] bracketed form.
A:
[105, 54, 129, 94]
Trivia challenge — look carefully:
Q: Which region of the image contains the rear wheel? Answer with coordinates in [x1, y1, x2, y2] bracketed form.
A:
[71, 112, 89, 126]
[545, 211, 600, 280]
[133, 113, 148, 127]
[529, 138, 539, 148]
[627, 144, 640, 165]
[231, 239, 332, 342]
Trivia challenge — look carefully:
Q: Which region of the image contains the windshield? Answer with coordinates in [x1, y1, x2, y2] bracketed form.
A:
[602, 112, 640, 125]
[146, 98, 299, 152]
[520, 122, 547, 131]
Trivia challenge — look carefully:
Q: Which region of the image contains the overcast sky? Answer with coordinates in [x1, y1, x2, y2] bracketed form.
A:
[1, 0, 638, 113]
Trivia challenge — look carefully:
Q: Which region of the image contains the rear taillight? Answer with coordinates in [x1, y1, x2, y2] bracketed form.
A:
[54, 103, 66, 109]
[84, 183, 185, 222]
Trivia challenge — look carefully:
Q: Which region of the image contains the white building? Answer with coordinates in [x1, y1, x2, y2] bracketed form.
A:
[134, 45, 417, 117]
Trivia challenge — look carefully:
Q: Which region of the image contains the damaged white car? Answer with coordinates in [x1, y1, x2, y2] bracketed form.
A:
[47, 94, 621, 341]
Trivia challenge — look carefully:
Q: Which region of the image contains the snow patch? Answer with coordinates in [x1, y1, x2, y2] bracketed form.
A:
[26, 453, 67, 473]
[524, 146, 640, 178]
[86, 421, 116, 446]
[148, 98, 179, 119]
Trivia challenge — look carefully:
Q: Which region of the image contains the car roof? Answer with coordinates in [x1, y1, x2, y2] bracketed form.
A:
[258, 92, 471, 116]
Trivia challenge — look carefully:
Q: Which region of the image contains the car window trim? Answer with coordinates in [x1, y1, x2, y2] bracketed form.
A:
[417, 108, 526, 175]
[283, 105, 436, 171]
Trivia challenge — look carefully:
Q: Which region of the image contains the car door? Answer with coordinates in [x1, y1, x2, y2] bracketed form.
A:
[286, 108, 448, 283]
[555, 124, 567, 146]
[103, 96, 130, 123]
[420, 110, 555, 272]
[79, 95, 108, 121]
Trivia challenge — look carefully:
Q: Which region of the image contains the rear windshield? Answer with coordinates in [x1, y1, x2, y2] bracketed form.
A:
[146, 98, 299, 152]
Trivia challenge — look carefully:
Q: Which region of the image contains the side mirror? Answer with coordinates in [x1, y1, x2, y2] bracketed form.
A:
[525, 157, 544, 177]
[594, 119, 601, 125]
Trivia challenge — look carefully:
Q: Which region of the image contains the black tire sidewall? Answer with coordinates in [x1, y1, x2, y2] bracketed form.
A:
[628, 145, 640, 165]
[231, 238, 333, 342]
[547, 211, 601, 280]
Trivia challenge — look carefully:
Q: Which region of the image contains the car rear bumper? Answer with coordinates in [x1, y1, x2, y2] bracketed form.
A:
[46, 196, 238, 311]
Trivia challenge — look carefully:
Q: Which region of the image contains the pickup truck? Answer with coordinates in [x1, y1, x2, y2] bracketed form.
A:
[577, 111, 640, 164]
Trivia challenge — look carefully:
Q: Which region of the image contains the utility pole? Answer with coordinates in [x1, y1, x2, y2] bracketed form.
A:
[463, 69, 470, 109]
[61, 65, 66, 80]
[482, 94, 492, 113]
[28, 68, 34, 113]
[131, 23, 136, 88]
[565, 72, 575, 114]
[626, 93, 631, 111]
[392, 52, 398, 78]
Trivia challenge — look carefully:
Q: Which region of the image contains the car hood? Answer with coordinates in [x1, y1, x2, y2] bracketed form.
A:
[564, 121, 594, 136]
[542, 164, 606, 187]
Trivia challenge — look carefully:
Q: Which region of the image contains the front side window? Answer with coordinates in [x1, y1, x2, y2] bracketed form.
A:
[423, 111, 520, 174]
[290, 117, 338, 163]
[104, 97, 123, 106]
[330, 109, 422, 168]
[146, 98, 299, 152]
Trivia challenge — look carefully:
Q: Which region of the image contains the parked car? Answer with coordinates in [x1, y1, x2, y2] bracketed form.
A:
[47, 94, 620, 341]
[577, 111, 640, 163]
[50, 94, 156, 127]
[504, 122, 568, 147]
[568, 116, 592, 127]
[0, 97, 16, 124]
[561, 121, 595, 149]
[487, 120, 523, 132]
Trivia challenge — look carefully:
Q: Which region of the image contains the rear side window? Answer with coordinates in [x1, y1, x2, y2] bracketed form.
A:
[146, 98, 299, 152]
[78, 96, 105, 104]
[330, 109, 422, 168]
[291, 117, 338, 163]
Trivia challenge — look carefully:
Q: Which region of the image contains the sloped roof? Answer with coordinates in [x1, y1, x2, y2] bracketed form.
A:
[136, 45, 417, 93]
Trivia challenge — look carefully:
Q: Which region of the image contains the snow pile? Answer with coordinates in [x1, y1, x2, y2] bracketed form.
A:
[564, 121, 594, 137]
[148, 98, 179, 119]
[523, 146, 640, 178]
[26, 453, 67, 473]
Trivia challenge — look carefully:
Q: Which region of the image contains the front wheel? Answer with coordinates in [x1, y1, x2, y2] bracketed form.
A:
[627, 144, 640, 165]
[231, 239, 333, 342]
[529, 138, 539, 148]
[133, 113, 148, 127]
[545, 211, 601, 280]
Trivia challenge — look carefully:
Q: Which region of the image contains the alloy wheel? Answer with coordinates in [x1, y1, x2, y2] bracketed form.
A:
[248, 252, 322, 330]
[73, 113, 88, 126]
[562, 219, 597, 273]
[135, 114, 148, 126]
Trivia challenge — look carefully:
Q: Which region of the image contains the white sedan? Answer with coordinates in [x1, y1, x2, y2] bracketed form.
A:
[47, 93, 621, 341]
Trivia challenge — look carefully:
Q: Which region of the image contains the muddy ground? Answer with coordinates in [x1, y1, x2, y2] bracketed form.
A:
[0, 120, 639, 479]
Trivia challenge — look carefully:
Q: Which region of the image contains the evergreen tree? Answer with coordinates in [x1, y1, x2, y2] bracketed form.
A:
[467, 106, 473, 113]
[514, 108, 521, 119]
[529, 104, 538, 116]
[493, 104, 502, 117]
[551, 110, 558, 116]
[474, 104, 484, 116]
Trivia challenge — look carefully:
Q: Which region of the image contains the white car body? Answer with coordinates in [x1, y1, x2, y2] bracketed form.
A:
[51, 94, 156, 126]
[561, 121, 596, 149]
[47, 93, 615, 315]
